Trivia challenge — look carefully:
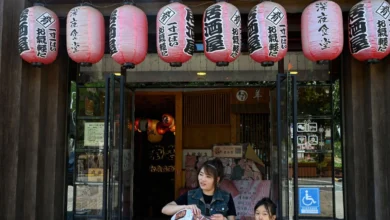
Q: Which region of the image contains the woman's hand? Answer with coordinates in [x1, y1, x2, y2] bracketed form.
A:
[210, 213, 226, 220]
[186, 204, 201, 216]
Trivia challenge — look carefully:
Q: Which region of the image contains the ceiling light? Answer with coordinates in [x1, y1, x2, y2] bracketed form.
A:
[290, 71, 298, 74]
[197, 72, 206, 76]
[114, 72, 121, 76]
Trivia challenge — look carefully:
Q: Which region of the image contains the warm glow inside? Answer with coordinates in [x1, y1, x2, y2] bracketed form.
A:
[114, 72, 121, 76]
[290, 71, 298, 74]
[197, 72, 206, 76]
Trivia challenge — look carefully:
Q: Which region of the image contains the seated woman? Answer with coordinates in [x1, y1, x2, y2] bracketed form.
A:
[162, 158, 236, 220]
[254, 198, 277, 220]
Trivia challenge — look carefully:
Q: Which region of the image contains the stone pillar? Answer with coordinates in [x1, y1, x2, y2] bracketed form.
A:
[0, 0, 68, 219]
[343, 53, 390, 220]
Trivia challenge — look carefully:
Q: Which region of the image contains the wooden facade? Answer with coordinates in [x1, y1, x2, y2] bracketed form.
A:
[0, 0, 389, 220]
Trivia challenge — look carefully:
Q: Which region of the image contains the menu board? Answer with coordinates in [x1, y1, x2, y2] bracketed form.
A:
[84, 122, 104, 147]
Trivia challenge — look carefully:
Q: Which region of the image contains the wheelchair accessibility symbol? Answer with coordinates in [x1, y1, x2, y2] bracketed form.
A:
[299, 188, 320, 214]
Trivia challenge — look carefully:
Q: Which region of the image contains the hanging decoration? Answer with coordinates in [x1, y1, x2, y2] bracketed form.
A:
[18, 3, 59, 67]
[110, 3, 148, 69]
[147, 119, 164, 143]
[348, 0, 390, 63]
[301, 0, 343, 64]
[66, 5, 105, 66]
[248, 1, 288, 67]
[203, 1, 241, 66]
[156, 0, 195, 67]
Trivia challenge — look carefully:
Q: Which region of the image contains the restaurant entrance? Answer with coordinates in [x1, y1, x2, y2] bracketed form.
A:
[79, 70, 339, 220]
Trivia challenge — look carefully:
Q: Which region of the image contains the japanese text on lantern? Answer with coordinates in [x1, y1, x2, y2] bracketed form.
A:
[159, 7, 175, 25]
[167, 22, 179, 47]
[159, 27, 168, 56]
[19, 9, 30, 54]
[69, 8, 80, 53]
[267, 7, 284, 57]
[204, 5, 225, 52]
[349, 4, 370, 53]
[36, 28, 47, 58]
[230, 10, 241, 58]
[247, 8, 262, 54]
[48, 29, 57, 52]
[280, 24, 287, 49]
[36, 12, 56, 54]
[316, 2, 331, 50]
[375, 2, 389, 52]
[184, 8, 195, 55]
[231, 28, 240, 58]
[267, 26, 278, 57]
[109, 10, 118, 55]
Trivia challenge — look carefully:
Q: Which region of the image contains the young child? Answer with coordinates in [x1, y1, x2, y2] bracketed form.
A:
[254, 198, 277, 220]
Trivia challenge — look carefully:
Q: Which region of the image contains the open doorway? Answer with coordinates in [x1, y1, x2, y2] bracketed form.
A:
[133, 93, 177, 220]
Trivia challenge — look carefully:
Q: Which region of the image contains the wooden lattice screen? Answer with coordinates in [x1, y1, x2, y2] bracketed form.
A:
[183, 91, 230, 125]
[239, 113, 270, 157]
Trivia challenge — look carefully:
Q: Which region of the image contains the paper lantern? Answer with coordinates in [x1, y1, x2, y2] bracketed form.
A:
[348, 0, 390, 63]
[156, 1, 195, 67]
[147, 120, 163, 143]
[18, 4, 59, 67]
[66, 5, 105, 66]
[301, 0, 343, 64]
[203, 1, 241, 66]
[110, 4, 148, 69]
[248, 1, 288, 67]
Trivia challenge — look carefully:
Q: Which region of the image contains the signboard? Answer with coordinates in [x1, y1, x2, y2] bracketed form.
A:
[84, 122, 104, 147]
[213, 145, 243, 158]
[299, 187, 321, 214]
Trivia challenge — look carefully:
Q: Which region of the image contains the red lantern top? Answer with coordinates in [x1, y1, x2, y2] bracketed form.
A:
[203, 1, 241, 66]
[348, 0, 390, 63]
[110, 4, 148, 69]
[19, 4, 59, 67]
[301, 0, 344, 63]
[156, 2, 195, 67]
[66, 6, 105, 66]
[248, 1, 288, 67]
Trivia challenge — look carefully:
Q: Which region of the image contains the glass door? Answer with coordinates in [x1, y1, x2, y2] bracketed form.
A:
[104, 74, 135, 220]
[271, 73, 298, 220]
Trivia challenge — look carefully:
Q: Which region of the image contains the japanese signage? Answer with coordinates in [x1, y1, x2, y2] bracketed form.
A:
[316, 2, 331, 50]
[375, 2, 389, 52]
[349, 3, 370, 53]
[69, 7, 80, 53]
[109, 9, 118, 55]
[247, 8, 262, 54]
[184, 8, 195, 55]
[213, 145, 243, 158]
[204, 4, 225, 53]
[19, 9, 30, 54]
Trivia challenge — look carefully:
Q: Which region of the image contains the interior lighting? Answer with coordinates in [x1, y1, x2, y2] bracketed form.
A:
[290, 71, 298, 74]
[197, 72, 206, 76]
[114, 72, 121, 76]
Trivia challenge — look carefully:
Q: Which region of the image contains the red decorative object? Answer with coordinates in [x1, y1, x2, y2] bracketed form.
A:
[156, 122, 169, 135]
[162, 114, 175, 127]
[348, 0, 390, 63]
[156, 1, 195, 67]
[248, 1, 288, 67]
[203, 1, 241, 66]
[66, 5, 105, 66]
[19, 4, 59, 67]
[110, 3, 148, 69]
[301, 0, 343, 64]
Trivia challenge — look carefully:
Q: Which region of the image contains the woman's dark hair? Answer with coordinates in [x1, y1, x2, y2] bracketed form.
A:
[254, 198, 277, 216]
[198, 158, 224, 188]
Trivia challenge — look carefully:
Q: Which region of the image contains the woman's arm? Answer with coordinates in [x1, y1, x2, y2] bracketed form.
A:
[227, 215, 235, 220]
[161, 201, 187, 215]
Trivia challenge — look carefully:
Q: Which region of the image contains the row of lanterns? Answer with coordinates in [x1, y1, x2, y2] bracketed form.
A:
[19, 0, 390, 68]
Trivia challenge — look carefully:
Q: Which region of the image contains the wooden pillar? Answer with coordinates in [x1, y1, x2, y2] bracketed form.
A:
[343, 53, 390, 220]
[0, 0, 68, 219]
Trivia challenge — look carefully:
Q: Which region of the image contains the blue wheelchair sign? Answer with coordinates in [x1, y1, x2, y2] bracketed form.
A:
[299, 188, 320, 214]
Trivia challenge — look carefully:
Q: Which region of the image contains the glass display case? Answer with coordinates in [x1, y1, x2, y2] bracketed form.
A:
[73, 84, 106, 219]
